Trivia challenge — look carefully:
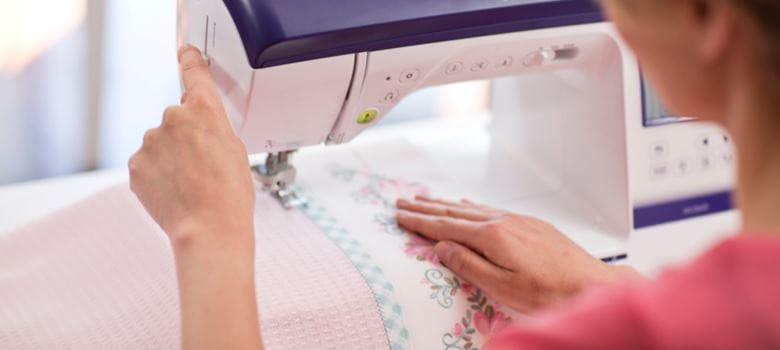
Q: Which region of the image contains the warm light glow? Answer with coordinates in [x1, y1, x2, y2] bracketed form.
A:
[0, 0, 87, 74]
[436, 81, 491, 120]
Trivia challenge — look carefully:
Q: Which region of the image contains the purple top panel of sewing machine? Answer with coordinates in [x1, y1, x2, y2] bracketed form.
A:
[222, 0, 603, 68]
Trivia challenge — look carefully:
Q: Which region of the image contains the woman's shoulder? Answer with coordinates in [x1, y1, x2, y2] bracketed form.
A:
[645, 233, 780, 312]
[627, 233, 780, 348]
[682, 233, 780, 277]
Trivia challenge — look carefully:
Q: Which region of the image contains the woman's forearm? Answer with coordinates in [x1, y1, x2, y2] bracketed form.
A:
[172, 224, 263, 350]
[129, 46, 263, 350]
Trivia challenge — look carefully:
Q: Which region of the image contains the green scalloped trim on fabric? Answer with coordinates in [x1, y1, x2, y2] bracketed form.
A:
[299, 197, 411, 350]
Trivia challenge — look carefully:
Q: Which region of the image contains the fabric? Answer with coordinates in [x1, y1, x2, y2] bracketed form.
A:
[0, 185, 180, 349]
[486, 234, 780, 350]
[0, 184, 389, 350]
[0, 139, 520, 350]
[294, 141, 525, 350]
[252, 184, 390, 350]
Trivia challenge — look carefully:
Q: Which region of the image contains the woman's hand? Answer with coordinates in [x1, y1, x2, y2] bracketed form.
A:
[396, 196, 641, 312]
[129, 46, 262, 350]
[129, 46, 255, 247]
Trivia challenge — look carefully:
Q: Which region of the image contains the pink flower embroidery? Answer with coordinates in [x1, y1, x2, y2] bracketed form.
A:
[474, 310, 513, 338]
[404, 234, 440, 265]
[356, 186, 383, 205]
[461, 283, 476, 295]
[452, 322, 464, 338]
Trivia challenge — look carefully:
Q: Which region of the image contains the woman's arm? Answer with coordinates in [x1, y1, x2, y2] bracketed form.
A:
[396, 196, 643, 312]
[172, 228, 260, 350]
[129, 46, 263, 350]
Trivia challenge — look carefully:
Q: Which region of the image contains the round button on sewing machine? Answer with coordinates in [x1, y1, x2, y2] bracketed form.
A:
[445, 61, 464, 75]
[357, 108, 380, 124]
[523, 49, 555, 67]
[471, 59, 489, 72]
[399, 69, 420, 83]
[523, 52, 544, 67]
[495, 56, 513, 69]
[649, 141, 669, 159]
[380, 89, 399, 105]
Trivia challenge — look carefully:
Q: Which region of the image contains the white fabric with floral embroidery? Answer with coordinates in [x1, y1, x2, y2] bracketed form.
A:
[295, 140, 525, 350]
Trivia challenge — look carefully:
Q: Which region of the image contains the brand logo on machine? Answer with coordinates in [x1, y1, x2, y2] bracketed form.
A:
[633, 191, 733, 229]
[682, 202, 710, 216]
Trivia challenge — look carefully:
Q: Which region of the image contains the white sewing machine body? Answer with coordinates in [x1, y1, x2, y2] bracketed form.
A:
[178, 0, 737, 259]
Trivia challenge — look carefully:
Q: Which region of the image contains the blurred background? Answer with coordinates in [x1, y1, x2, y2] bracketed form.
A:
[0, 0, 488, 186]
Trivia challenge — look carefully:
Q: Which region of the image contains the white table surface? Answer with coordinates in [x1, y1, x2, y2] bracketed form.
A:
[0, 168, 739, 276]
[0, 170, 129, 233]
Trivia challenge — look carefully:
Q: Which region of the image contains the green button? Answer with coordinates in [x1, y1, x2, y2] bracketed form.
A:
[357, 109, 379, 124]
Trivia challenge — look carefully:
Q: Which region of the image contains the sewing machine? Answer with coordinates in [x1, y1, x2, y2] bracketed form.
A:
[177, 0, 737, 260]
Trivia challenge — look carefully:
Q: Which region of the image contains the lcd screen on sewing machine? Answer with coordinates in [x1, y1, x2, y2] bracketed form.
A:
[642, 78, 692, 127]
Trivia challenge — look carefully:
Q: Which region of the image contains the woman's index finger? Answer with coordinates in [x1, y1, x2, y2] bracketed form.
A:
[177, 45, 219, 100]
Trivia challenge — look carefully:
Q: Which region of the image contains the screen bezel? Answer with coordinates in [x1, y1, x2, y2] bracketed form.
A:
[640, 76, 693, 127]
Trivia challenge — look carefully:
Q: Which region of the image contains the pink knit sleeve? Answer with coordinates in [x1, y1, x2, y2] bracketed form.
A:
[486, 285, 643, 350]
[486, 237, 780, 350]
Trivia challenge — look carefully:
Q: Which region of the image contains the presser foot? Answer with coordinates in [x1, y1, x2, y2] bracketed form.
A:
[273, 186, 308, 209]
[252, 151, 309, 210]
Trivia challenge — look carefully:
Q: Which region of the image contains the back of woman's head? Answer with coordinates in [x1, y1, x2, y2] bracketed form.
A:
[734, 0, 780, 34]
[733, 0, 780, 60]
[599, 0, 779, 121]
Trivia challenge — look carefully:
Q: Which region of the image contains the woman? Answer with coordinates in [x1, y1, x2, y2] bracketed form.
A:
[128, 0, 780, 348]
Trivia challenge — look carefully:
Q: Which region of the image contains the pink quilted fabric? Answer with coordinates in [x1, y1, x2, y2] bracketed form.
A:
[0, 183, 389, 350]
[252, 185, 389, 349]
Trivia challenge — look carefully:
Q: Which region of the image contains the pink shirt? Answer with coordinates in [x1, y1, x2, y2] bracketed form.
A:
[488, 235, 780, 350]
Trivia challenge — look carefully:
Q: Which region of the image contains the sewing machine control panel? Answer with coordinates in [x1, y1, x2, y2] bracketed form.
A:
[647, 132, 734, 180]
[327, 25, 606, 144]
[631, 120, 735, 229]
[375, 44, 579, 108]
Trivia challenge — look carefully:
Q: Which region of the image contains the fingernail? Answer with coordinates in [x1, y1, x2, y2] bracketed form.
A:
[177, 44, 202, 61]
[397, 199, 409, 206]
[435, 242, 455, 261]
[177, 44, 191, 56]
